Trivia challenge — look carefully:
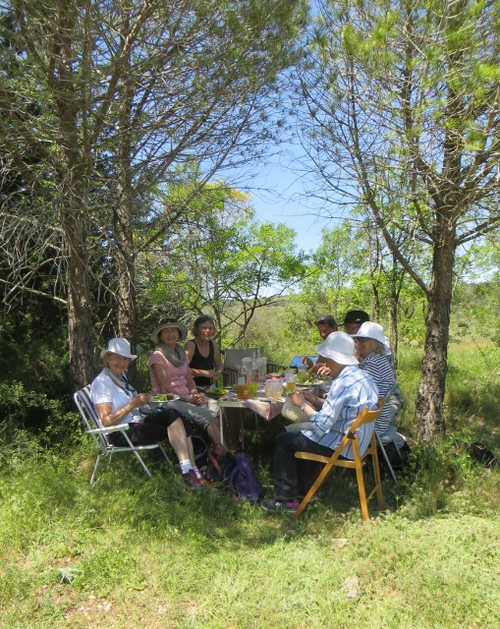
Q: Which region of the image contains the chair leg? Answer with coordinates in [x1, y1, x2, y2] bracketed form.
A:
[158, 443, 173, 466]
[295, 451, 343, 516]
[295, 463, 328, 516]
[90, 454, 102, 487]
[131, 450, 153, 477]
[371, 439, 384, 509]
[354, 461, 370, 521]
[376, 433, 398, 483]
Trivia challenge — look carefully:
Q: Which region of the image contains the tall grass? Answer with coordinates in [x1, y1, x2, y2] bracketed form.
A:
[0, 343, 498, 628]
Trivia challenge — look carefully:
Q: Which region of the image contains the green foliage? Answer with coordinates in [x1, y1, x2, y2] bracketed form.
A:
[0, 380, 79, 444]
[141, 181, 307, 348]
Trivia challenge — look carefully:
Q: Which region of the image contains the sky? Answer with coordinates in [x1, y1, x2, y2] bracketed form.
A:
[223, 141, 336, 256]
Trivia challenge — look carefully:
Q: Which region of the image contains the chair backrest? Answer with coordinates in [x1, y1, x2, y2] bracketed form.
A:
[73, 386, 109, 449]
[341, 405, 382, 459]
[345, 406, 379, 434]
[223, 348, 263, 371]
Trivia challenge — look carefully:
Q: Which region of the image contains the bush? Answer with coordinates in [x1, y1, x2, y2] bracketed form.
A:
[0, 380, 79, 446]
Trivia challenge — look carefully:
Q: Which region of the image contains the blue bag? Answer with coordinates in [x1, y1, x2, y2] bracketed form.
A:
[229, 453, 262, 503]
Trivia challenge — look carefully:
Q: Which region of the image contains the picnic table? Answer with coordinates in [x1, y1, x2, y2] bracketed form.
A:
[215, 381, 324, 447]
[216, 389, 285, 446]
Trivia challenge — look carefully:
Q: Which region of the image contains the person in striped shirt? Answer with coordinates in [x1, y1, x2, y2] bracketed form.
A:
[261, 332, 379, 513]
[352, 322, 406, 451]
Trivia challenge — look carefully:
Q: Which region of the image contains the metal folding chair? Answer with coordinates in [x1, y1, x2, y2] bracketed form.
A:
[73, 386, 171, 486]
[376, 433, 399, 483]
[294, 405, 384, 521]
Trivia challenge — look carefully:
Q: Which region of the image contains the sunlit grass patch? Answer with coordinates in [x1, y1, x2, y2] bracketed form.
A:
[1, 343, 499, 627]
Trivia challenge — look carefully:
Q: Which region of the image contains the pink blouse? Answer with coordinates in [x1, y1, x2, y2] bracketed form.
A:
[149, 350, 190, 397]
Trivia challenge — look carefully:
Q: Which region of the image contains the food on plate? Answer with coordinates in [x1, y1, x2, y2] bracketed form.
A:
[206, 386, 228, 399]
[152, 394, 174, 402]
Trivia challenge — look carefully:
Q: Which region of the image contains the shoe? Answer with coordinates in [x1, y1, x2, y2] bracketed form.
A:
[298, 494, 319, 503]
[260, 498, 300, 514]
[181, 470, 204, 491]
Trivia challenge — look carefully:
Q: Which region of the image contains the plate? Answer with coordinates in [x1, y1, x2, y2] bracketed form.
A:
[205, 388, 229, 399]
[150, 394, 179, 406]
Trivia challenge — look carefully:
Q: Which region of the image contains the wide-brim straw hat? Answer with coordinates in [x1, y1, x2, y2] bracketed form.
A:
[151, 319, 186, 343]
[100, 337, 137, 360]
[316, 331, 358, 366]
[352, 321, 386, 346]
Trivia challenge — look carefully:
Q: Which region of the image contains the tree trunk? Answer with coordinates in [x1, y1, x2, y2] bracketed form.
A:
[64, 198, 94, 388]
[414, 225, 455, 442]
[115, 4, 137, 377]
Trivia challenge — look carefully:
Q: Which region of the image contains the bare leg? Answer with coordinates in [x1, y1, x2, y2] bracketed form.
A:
[167, 418, 190, 462]
[207, 416, 222, 446]
[187, 436, 197, 468]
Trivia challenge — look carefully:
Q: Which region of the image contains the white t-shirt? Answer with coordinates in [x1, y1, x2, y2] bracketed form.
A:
[90, 369, 137, 425]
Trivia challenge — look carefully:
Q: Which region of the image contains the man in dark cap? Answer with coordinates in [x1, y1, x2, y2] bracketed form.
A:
[343, 310, 370, 335]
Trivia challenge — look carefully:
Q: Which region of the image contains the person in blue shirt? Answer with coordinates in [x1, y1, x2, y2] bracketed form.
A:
[261, 332, 379, 513]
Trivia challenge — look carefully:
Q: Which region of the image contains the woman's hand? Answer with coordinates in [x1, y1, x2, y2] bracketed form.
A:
[210, 368, 223, 381]
[134, 392, 152, 407]
[316, 364, 332, 377]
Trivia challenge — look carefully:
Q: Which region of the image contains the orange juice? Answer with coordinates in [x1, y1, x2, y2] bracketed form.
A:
[237, 383, 250, 399]
[284, 381, 296, 394]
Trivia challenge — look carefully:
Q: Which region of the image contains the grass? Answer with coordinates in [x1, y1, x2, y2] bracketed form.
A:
[0, 343, 499, 628]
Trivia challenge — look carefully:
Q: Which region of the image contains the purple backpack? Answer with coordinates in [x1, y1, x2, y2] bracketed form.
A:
[229, 453, 262, 503]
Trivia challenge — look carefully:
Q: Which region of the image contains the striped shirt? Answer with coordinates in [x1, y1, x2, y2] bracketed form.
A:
[358, 352, 398, 444]
[301, 365, 379, 459]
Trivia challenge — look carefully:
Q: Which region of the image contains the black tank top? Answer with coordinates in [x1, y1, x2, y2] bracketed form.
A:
[189, 340, 214, 387]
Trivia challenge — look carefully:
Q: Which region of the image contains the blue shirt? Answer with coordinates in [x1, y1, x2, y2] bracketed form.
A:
[301, 365, 379, 458]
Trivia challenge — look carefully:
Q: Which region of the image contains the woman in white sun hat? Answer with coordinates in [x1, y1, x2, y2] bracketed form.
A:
[90, 337, 204, 491]
[352, 322, 408, 455]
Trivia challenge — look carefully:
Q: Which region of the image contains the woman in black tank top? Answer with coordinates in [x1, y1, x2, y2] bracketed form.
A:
[184, 315, 223, 388]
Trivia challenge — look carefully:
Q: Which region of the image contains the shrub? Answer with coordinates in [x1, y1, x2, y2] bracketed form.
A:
[0, 381, 79, 446]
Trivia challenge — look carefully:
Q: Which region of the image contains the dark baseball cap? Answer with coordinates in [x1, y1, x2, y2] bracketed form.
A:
[343, 310, 370, 325]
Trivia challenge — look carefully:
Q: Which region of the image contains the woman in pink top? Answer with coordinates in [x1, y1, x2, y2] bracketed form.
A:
[149, 319, 222, 447]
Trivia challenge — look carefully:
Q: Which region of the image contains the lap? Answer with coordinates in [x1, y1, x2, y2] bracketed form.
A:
[169, 400, 215, 427]
[276, 430, 333, 458]
[109, 408, 180, 447]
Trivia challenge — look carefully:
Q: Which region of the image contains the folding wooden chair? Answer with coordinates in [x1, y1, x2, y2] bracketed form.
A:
[73, 386, 171, 486]
[294, 405, 384, 520]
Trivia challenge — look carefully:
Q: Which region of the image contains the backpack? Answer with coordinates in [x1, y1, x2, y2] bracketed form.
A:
[229, 453, 262, 503]
[205, 448, 262, 503]
[205, 449, 237, 484]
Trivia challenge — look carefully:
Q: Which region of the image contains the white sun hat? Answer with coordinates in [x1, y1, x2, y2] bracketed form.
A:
[100, 337, 137, 360]
[316, 331, 358, 366]
[352, 321, 386, 345]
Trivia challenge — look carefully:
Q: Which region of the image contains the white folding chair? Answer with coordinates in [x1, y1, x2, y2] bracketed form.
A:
[73, 386, 171, 486]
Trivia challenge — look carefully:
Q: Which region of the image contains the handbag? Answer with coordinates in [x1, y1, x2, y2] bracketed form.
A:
[281, 396, 308, 423]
